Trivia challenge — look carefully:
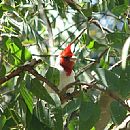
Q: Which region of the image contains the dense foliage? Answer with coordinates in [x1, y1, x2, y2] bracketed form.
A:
[0, 0, 130, 130]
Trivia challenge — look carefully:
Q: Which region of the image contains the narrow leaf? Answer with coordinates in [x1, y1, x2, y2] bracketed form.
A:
[20, 81, 33, 113]
[0, 115, 6, 129]
[53, 106, 63, 130]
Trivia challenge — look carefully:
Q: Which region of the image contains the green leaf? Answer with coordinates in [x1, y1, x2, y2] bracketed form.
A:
[110, 101, 127, 124]
[20, 81, 33, 113]
[96, 68, 119, 91]
[87, 40, 95, 49]
[118, 71, 130, 97]
[68, 117, 79, 130]
[100, 57, 109, 69]
[0, 7, 3, 17]
[112, 4, 128, 16]
[22, 39, 35, 46]
[26, 107, 33, 129]
[81, 5, 92, 17]
[80, 33, 88, 45]
[45, 67, 60, 86]
[0, 115, 6, 130]
[34, 100, 53, 128]
[1, 4, 15, 11]
[2, 117, 16, 130]
[0, 64, 6, 78]
[53, 106, 63, 130]
[109, 66, 130, 97]
[107, 33, 126, 49]
[6, 38, 32, 65]
[63, 99, 80, 115]
[53, 0, 65, 18]
[79, 93, 100, 130]
[31, 78, 55, 105]
[28, 114, 51, 130]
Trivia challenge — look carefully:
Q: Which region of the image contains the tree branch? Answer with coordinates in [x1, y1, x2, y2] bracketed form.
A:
[26, 66, 60, 94]
[0, 59, 60, 94]
[1, 59, 129, 113]
[94, 85, 130, 112]
[109, 54, 130, 70]
[0, 59, 41, 85]
[70, 28, 87, 44]
[60, 81, 130, 112]
[60, 82, 95, 103]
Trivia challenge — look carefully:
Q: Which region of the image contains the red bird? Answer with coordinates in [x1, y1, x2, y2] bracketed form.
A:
[55, 43, 76, 92]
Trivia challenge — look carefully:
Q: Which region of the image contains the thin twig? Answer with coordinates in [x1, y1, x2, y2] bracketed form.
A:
[60, 81, 130, 112]
[55, 27, 87, 53]
[26, 67, 59, 94]
[109, 54, 130, 70]
[70, 28, 87, 44]
[55, 20, 85, 37]
[75, 47, 109, 78]
[94, 85, 130, 112]
[32, 54, 59, 57]
[75, 62, 95, 79]
[60, 82, 96, 103]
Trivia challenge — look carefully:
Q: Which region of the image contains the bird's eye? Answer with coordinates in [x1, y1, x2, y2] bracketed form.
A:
[63, 56, 70, 60]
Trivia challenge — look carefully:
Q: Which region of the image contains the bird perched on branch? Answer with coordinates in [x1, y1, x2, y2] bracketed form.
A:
[55, 43, 76, 93]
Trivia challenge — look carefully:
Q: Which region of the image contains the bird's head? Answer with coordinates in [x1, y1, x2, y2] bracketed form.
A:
[60, 43, 76, 76]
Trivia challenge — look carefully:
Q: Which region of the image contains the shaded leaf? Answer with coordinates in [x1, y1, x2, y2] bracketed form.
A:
[110, 101, 127, 124]
[2, 117, 16, 130]
[96, 68, 119, 91]
[0, 64, 6, 78]
[0, 7, 3, 17]
[107, 33, 126, 49]
[31, 78, 55, 105]
[53, 106, 63, 130]
[45, 67, 60, 86]
[53, 0, 65, 18]
[28, 114, 51, 130]
[63, 98, 80, 115]
[34, 100, 53, 128]
[79, 93, 100, 130]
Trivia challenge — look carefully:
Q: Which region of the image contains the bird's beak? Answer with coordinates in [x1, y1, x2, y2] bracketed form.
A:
[70, 56, 77, 62]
